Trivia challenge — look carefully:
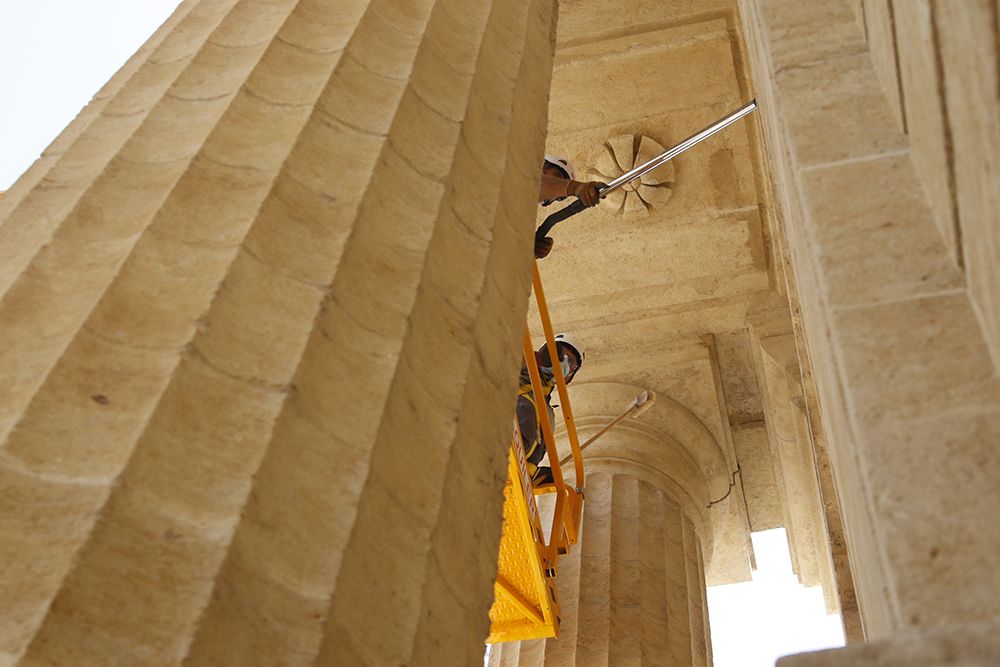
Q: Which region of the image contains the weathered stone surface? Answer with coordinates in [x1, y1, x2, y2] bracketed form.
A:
[893, 0, 959, 263]
[732, 422, 782, 530]
[741, 0, 1000, 654]
[19, 0, 1000, 661]
[797, 154, 963, 308]
[933, 2, 1000, 368]
[780, 621, 1000, 667]
[0, 0, 558, 664]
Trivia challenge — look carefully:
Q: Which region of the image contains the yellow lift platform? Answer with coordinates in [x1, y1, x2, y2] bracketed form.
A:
[487, 101, 760, 644]
[487, 263, 586, 644]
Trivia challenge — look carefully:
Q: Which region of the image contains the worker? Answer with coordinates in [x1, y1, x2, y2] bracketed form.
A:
[516, 333, 585, 486]
[535, 155, 604, 259]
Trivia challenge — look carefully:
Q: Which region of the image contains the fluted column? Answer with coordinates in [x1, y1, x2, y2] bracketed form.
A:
[490, 463, 712, 667]
[0, 0, 557, 664]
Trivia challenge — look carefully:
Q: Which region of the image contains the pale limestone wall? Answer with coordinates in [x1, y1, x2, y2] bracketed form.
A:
[741, 301, 862, 640]
[748, 315, 835, 605]
[489, 465, 712, 667]
[524, 0, 859, 646]
[777, 620, 1000, 667]
[739, 0, 1000, 657]
[0, 0, 557, 664]
[848, 0, 1000, 366]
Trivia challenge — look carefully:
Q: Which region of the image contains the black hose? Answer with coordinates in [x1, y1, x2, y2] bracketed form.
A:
[534, 199, 586, 242]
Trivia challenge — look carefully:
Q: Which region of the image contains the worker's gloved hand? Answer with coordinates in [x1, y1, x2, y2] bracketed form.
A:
[567, 180, 605, 207]
[534, 235, 554, 259]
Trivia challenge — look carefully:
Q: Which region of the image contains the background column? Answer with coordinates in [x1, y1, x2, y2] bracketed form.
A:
[489, 464, 713, 667]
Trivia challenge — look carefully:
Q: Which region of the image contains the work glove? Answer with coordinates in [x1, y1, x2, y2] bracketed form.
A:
[567, 180, 605, 207]
[534, 235, 554, 259]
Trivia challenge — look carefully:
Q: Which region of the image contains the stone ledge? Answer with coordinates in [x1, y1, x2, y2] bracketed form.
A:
[778, 621, 1000, 667]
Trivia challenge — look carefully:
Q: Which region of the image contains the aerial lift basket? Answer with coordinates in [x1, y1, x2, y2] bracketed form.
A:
[488, 101, 757, 643]
[487, 263, 585, 644]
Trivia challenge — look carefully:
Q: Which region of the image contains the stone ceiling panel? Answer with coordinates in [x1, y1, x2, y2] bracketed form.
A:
[555, 0, 734, 44]
[530, 0, 834, 596]
[550, 20, 738, 136]
[538, 10, 771, 331]
[537, 209, 768, 322]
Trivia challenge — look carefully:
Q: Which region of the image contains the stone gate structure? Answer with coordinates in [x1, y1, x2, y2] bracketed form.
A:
[0, 0, 997, 665]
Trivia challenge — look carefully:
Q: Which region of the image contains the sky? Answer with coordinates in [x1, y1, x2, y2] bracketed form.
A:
[708, 528, 844, 666]
[3, 4, 845, 665]
[0, 1, 184, 189]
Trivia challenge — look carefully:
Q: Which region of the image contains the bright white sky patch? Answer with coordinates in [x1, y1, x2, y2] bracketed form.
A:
[708, 528, 845, 666]
[0, 1, 184, 189]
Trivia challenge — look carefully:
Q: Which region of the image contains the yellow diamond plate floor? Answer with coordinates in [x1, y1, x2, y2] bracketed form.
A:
[487, 451, 559, 643]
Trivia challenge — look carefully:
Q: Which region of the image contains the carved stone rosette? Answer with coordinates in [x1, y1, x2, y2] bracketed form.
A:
[587, 134, 675, 219]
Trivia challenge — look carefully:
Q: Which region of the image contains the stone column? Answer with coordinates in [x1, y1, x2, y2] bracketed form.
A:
[489, 463, 713, 667]
[0, 0, 557, 664]
[739, 0, 1000, 663]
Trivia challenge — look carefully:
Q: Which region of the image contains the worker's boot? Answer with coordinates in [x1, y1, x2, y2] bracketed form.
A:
[531, 466, 554, 486]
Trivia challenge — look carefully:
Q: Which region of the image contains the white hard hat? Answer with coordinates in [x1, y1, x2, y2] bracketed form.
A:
[543, 155, 575, 181]
[554, 333, 585, 366]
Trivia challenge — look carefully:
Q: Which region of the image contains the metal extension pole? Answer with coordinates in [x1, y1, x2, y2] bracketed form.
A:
[558, 391, 655, 467]
[535, 100, 757, 241]
[600, 100, 757, 196]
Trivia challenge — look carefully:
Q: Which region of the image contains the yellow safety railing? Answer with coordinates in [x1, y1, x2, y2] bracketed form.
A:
[487, 262, 585, 644]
